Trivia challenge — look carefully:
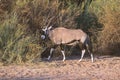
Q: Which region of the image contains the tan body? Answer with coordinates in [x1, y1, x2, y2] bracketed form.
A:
[41, 26, 93, 62]
[49, 27, 88, 45]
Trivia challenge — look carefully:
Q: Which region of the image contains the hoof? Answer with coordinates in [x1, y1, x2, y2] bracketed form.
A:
[91, 58, 94, 63]
[91, 60, 94, 63]
[47, 56, 51, 61]
[78, 59, 82, 62]
[62, 58, 65, 62]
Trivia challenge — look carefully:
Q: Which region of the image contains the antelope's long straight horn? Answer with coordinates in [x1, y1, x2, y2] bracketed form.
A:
[44, 12, 51, 27]
[46, 16, 55, 28]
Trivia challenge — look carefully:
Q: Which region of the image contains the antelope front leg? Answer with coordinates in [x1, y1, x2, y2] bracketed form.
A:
[60, 44, 66, 61]
[47, 48, 54, 60]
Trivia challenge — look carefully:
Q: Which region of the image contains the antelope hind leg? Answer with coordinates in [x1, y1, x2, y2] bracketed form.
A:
[79, 49, 85, 62]
[90, 53, 94, 62]
[61, 50, 66, 61]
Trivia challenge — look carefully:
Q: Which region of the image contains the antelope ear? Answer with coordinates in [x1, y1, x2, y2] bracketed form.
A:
[48, 26, 52, 30]
[42, 26, 48, 31]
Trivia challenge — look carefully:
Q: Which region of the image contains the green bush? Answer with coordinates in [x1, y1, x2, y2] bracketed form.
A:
[90, 0, 120, 55]
[0, 12, 42, 64]
[0, 0, 120, 64]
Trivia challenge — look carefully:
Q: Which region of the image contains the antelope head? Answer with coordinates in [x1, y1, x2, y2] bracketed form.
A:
[41, 26, 53, 40]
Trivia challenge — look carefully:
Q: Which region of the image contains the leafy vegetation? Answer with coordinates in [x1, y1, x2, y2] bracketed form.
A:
[0, 0, 120, 63]
[90, 0, 120, 55]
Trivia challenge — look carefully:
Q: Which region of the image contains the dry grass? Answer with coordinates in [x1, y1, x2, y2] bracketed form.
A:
[90, 0, 120, 55]
[0, 0, 120, 64]
[97, 12, 120, 55]
[0, 0, 84, 63]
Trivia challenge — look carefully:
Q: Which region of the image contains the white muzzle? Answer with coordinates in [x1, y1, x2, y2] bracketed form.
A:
[41, 35, 45, 39]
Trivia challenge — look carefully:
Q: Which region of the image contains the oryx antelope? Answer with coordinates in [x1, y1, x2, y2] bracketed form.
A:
[41, 26, 93, 62]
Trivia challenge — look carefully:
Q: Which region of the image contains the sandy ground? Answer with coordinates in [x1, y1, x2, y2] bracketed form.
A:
[0, 56, 120, 80]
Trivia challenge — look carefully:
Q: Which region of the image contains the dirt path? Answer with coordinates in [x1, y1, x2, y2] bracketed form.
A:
[0, 56, 120, 80]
